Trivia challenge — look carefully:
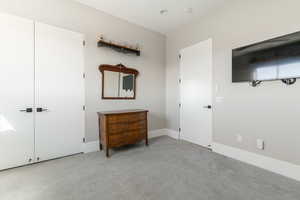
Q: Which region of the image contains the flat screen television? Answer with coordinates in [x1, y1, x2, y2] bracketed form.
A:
[232, 31, 300, 82]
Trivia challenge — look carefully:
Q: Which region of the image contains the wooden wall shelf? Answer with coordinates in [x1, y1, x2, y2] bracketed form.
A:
[98, 40, 141, 56]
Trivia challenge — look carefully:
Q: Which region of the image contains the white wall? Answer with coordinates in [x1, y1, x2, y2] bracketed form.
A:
[0, 0, 166, 142]
[166, 0, 300, 165]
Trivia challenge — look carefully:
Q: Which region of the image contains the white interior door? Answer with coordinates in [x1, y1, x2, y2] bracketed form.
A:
[35, 22, 84, 161]
[0, 13, 35, 170]
[180, 39, 213, 148]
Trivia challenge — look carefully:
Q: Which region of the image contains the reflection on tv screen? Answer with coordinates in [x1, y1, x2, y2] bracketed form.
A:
[232, 31, 300, 82]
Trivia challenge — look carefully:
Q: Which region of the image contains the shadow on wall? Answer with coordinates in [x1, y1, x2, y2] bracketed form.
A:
[148, 112, 165, 131]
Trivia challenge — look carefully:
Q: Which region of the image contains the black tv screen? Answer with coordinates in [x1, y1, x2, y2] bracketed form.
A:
[232, 31, 300, 82]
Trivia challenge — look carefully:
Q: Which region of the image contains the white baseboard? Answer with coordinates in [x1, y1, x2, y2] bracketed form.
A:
[82, 129, 179, 153]
[149, 128, 180, 140]
[165, 129, 180, 140]
[148, 129, 169, 138]
[213, 142, 300, 182]
[83, 140, 100, 153]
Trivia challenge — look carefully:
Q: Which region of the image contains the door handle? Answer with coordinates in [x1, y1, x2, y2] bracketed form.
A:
[36, 108, 49, 112]
[203, 105, 212, 109]
[19, 108, 33, 113]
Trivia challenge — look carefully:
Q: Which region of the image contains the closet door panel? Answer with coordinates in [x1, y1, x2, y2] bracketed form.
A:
[0, 13, 35, 170]
[35, 22, 84, 161]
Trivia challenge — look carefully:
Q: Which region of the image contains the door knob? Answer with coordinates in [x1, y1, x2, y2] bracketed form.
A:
[19, 108, 33, 113]
[36, 108, 49, 112]
[203, 105, 212, 109]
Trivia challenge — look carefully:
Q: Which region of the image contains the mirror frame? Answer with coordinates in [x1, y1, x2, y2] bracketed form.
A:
[99, 64, 139, 100]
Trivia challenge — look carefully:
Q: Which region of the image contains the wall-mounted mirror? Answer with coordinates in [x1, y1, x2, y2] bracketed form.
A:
[99, 64, 139, 100]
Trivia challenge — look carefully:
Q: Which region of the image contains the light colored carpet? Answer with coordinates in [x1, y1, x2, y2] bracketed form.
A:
[0, 136, 299, 200]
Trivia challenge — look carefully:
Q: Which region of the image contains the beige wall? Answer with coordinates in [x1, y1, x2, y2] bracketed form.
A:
[166, 0, 300, 165]
[0, 0, 166, 142]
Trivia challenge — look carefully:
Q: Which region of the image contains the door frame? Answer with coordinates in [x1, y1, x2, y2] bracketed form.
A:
[179, 38, 213, 148]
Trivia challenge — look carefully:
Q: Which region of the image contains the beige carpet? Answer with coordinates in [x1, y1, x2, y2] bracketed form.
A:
[0, 136, 299, 200]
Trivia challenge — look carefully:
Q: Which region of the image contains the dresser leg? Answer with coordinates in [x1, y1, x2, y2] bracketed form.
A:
[106, 147, 110, 158]
[146, 138, 149, 146]
[100, 143, 103, 151]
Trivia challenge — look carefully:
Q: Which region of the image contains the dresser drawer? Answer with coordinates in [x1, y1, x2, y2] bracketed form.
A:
[107, 112, 146, 124]
[109, 130, 146, 147]
[107, 123, 128, 135]
[107, 120, 146, 135]
[127, 120, 146, 131]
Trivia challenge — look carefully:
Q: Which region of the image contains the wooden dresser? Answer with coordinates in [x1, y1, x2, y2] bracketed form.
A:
[97, 109, 149, 157]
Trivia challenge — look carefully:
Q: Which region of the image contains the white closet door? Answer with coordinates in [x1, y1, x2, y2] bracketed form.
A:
[35, 22, 84, 161]
[0, 13, 35, 170]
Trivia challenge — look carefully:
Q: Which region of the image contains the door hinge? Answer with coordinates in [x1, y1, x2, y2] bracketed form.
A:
[179, 79, 182, 84]
[83, 138, 86, 143]
[179, 103, 182, 108]
[83, 105, 86, 111]
[179, 128, 181, 132]
[83, 73, 86, 79]
[179, 54, 182, 59]
[83, 40, 86, 46]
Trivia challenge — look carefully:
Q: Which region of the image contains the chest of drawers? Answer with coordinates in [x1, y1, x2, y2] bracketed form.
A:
[97, 110, 148, 157]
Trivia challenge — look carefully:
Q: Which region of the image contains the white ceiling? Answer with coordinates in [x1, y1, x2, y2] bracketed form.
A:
[74, 0, 226, 35]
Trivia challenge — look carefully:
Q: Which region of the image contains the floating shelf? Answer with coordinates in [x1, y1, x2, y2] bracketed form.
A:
[97, 40, 140, 56]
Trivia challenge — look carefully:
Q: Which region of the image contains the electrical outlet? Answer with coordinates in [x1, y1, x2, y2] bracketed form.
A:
[236, 134, 243, 143]
[257, 139, 265, 150]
